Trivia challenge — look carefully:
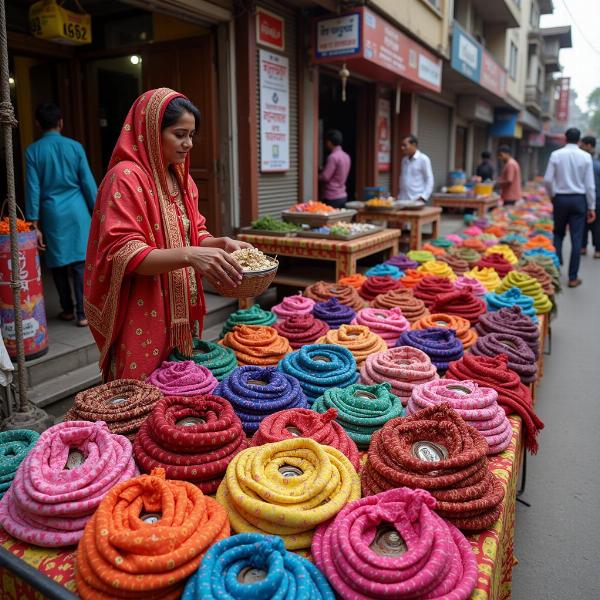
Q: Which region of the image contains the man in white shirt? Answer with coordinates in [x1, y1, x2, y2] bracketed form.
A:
[544, 127, 596, 288]
[398, 135, 434, 202]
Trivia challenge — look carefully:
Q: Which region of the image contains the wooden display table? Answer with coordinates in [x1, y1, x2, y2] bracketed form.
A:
[354, 206, 441, 250]
[431, 193, 500, 217]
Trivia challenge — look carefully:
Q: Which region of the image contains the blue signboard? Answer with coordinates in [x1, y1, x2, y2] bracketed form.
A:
[490, 109, 519, 137]
[451, 22, 482, 84]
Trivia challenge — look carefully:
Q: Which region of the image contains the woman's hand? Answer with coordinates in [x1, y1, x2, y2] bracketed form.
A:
[186, 246, 243, 288]
[200, 236, 253, 252]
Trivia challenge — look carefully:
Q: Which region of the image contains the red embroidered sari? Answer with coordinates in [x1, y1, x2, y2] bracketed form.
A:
[84, 88, 210, 380]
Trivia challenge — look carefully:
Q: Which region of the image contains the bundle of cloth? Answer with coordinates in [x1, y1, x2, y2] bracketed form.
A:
[169, 339, 237, 381]
[146, 360, 218, 397]
[220, 325, 291, 366]
[273, 314, 329, 350]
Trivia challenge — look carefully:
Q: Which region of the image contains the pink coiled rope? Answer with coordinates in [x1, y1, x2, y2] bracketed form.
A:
[146, 360, 218, 397]
[272, 293, 316, 319]
[352, 307, 411, 348]
[453, 276, 487, 297]
[407, 379, 512, 454]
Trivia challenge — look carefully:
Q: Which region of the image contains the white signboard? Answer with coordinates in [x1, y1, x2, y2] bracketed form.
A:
[259, 50, 289, 172]
[316, 13, 361, 58]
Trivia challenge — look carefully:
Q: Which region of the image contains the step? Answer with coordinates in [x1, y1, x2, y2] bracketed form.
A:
[203, 292, 238, 329]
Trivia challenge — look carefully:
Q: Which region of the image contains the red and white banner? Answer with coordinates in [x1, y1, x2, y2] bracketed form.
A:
[556, 77, 570, 122]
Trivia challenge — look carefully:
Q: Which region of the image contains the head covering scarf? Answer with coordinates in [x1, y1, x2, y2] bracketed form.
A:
[85, 88, 210, 380]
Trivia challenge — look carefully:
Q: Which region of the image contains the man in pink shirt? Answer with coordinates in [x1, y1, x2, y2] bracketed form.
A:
[497, 145, 522, 205]
[319, 129, 351, 208]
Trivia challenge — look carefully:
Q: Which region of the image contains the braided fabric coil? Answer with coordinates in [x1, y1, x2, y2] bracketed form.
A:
[216, 438, 361, 550]
[365, 264, 403, 279]
[461, 238, 487, 253]
[0, 421, 136, 547]
[361, 404, 505, 530]
[417, 260, 457, 281]
[220, 325, 291, 366]
[312, 487, 478, 600]
[431, 236, 455, 248]
[279, 344, 358, 404]
[75, 468, 229, 599]
[65, 380, 162, 440]
[518, 261, 555, 296]
[522, 247, 560, 268]
[413, 313, 477, 350]
[372, 288, 429, 324]
[483, 226, 506, 238]
[496, 272, 552, 314]
[476, 306, 539, 359]
[252, 408, 360, 471]
[407, 250, 435, 264]
[438, 253, 469, 275]
[519, 255, 561, 291]
[360, 346, 438, 403]
[524, 235, 555, 251]
[454, 275, 487, 297]
[471, 333, 537, 384]
[430, 290, 487, 325]
[169, 339, 237, 381]
[221, 304, 276, 337]
[421, 243, 446, 257]
[147, 361, 218, 397]
[312, 298, 356, 328]
[485, 287, 538, 321]
[274, 314, 329, 350]
[446, 354, 544, 453]
[316, 324, 387, 368]
[449, 246, 482, 267]
[385, 253, 419, 271]
[133, 394, 248, 493]
[414, 276, 455, 308]
[352, 306, 410, 347]
[484, 244, 518, 264]
[215, 366, 308, 433]
[397, 328, 464, 372]
[465, 267, 502, 292]
[359, 275, 403, 301]
[0, 429, 39, 498]
[398, 268, 429, 288]
[475, 253, 514, 278]
[407, 380, 512, 454]
[338, 273, 367, 289]
[312, 383, 405, 449]
[183, 533, 335, 600]
[304, 281, 364, 311]
[272, 293, 316, 319]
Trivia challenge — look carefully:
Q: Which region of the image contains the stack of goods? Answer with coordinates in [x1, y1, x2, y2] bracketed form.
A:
[365, 264, 403, 279]
[220, 325, 291, 366]
[431, 236, 455, 249]
[385, 253, 418, 271]
[216, 366, 308, 434]
[0, 421, 136, 546]
[485, 287, 538, 321]
[522, 247, 560, 269]
[272, 293, 315, 319]
[313, 298, 356, 328]
[462, 238, 487, 253]
[475, 253, 514, 278]
[501, 233, 525, 258]
[407, 380, 512, 454]
[484, 226, 506, 238]
[184, 533, 335, 599]
[133, 394, 248, 493]
[278, 344, 358, 404]
[407, 250, 435, 264]
[397, 328, 464, 372]
[519, 254, 561, 291]
[0, 429, 39, 499]
[430, 289, 487, 325]
[417, 260, 457, 281]
[449, 246, 482, 267]
[312, 488, 477, 600]
[360, 346, 438, 404]
[252, 408, 360, 470]
[359, 275, 402, 301]
[216, 438, 361, 549]
[313, 383, 405, 449]
[361, 404, 505, 530]
[274, 314, 329, 350]
[413, 276, 455, 308]
[65, 380, 162, 440]
[169, 339, 237, 381]
[75, 468, 229, 599]
[220, 304, 276, 336]
[352, 306, 410, 347]
[250, 215, 300, 233]
[496, 271, 552, 314]
[518, 261, 556, 296]
[316, 324, 387, 368]
[337, 273, 367, 289]
[476, 306, 540, 359]
[398, 268, 428, 288]
[438, 253, 469, 275]
[453, 275, 488, 297]
[484, 244, 518, 265]
[413, 313, 477, 350]
[446, 353, 544, 452]
[465, 267, 502, 292]
[147, 361, 218, 397]
[372, 288, 429, 323]
[421, 243, 446, 257]
[471, 334, 537, 383]
[304, 281, 364, 311]
[524, 234, 555, 251]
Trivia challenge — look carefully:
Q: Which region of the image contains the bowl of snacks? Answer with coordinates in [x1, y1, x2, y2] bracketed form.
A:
[218, 248, 279, 298]
[365, 197, 395, 211]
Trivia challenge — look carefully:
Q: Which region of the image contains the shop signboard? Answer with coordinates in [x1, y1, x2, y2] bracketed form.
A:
[528, 133, 545, 147]
[481, 51, 507, 98]
[377, 98, 391, 172]
[29, 0, 92, 45]
[556, 77, 570, 122]
[315, 13, 361, 59]
[451, 22, 481, 84]
[259, 50, 290, 172]
[256, 8, 285, 52]
[490, 109, 520, 138]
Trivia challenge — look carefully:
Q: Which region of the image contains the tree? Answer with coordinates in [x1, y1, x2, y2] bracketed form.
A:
[588, 87, 600, 138]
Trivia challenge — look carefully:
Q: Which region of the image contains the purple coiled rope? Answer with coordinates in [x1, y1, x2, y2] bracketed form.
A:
[385, 253, 419, 271]
[396, 327, 464, 372]
[313, 298, 356, 329]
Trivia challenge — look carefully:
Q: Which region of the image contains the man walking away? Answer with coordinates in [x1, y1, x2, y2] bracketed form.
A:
[475, 150, 494, 181]
[319, 129, 351, 209]
[544, 127, 596, 288]
[497, 146, 522, 205]
[398, 135, 434, 202]
[579, 135, 600, 258]
[25, 103, 97, 326]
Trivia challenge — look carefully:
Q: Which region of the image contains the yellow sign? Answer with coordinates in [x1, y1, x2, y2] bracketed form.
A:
[29, 0, 92, 46]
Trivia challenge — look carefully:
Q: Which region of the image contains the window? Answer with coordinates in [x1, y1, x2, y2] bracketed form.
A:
[530, 2, 540, 29]
[509, 42, 518, 80]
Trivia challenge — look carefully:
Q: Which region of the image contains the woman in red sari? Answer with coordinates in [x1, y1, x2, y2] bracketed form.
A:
[85, 88, 250, 380]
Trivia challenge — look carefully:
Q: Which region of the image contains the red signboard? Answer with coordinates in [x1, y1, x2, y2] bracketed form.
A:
[481, 51, 507, 98]
[377, 98, 391, 172]
[256, 8, 285, 52]
[556, 77, 570, 122]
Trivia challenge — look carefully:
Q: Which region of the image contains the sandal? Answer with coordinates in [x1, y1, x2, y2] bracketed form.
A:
[58, 312, 75, 322]
[76, 319, 89, 327]
[594, 252, 600, 259]
[568, 279, 582, 288]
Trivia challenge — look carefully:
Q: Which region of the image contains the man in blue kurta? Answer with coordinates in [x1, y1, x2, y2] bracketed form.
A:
[25, 103, 97, 327]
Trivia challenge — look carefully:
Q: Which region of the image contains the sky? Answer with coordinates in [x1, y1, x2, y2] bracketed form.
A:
[541, 0, 600, 112]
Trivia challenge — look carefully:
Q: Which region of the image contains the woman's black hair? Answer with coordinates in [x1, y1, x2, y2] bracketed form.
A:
[161, 97, 201, 132]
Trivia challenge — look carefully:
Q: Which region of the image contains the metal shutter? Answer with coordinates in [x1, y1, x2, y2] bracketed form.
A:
[377, 171, 392, 195]
[416, 97, 450, 190]
[256, 1, 299, 217]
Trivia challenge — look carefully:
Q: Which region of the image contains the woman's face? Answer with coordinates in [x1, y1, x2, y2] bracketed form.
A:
[161, 111, 196, 166]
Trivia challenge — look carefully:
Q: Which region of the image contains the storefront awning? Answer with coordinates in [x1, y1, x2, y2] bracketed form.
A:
[312, 7, 442, 93]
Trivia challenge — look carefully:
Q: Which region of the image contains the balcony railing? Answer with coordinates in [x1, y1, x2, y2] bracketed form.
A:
[526, 84, 543, 112]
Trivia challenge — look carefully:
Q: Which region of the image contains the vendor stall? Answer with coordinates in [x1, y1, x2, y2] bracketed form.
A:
[432, 193, 500, 217]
